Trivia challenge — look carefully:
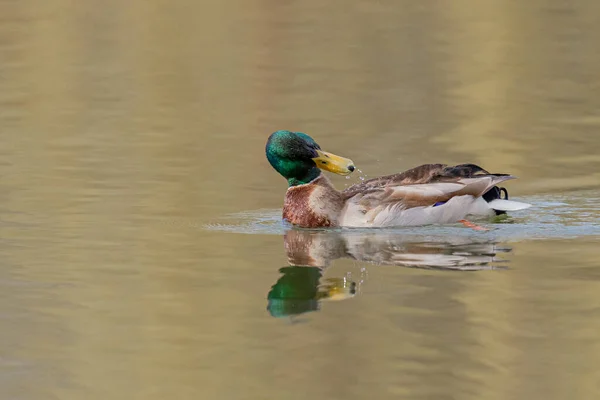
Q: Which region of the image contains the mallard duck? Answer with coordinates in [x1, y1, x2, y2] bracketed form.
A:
[265, 130, 531, 229]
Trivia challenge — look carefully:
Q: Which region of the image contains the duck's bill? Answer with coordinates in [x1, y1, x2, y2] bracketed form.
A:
[312, 150, 355, 176]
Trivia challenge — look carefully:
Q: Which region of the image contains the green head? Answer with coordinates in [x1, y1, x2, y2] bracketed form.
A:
[265, 130, 355, 186]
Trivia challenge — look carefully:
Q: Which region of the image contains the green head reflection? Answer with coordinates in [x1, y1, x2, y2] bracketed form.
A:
[266, 266, 323, 318]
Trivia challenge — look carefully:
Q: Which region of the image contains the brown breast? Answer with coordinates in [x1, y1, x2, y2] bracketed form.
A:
[282, 176, 342, 228]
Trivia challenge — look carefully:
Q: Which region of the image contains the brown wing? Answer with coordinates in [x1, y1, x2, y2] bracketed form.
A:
[342, 163, 512, 212]
[342, 163, 448, 200]
[342, 163, 506, 200]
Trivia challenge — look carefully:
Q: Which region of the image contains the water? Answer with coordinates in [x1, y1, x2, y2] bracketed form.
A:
[1, 1, 600, 399]
[206, 191, 600, 239]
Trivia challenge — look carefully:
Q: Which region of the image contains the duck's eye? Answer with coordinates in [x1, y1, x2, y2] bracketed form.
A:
[321, 161, 327, 165]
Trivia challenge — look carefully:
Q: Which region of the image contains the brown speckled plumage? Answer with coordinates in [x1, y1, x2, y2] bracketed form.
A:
[282, 175, 344, 228]
[340, 163, 491, 200]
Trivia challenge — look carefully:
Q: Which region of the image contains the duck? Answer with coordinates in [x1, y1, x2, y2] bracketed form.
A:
[265, 130, 531, 229]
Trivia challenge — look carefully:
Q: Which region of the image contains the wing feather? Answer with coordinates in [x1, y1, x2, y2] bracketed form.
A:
[339, 163, 517, 227]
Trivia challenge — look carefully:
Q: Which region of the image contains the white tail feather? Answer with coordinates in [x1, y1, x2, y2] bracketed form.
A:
[488, 199, 531, 211]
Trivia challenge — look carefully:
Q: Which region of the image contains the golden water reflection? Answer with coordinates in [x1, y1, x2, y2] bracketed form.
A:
[268, 229, 511, 318]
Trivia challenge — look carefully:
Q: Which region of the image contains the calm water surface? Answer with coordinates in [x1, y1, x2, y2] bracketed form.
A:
[1, 1, 600, 399]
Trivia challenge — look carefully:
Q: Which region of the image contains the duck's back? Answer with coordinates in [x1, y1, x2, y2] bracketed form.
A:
[342, 163, 448, 200]
[339, 163, 514, 227]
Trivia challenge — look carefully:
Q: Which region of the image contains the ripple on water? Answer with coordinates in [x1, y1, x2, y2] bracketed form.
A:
[203, 190, 600, 241]
[203, 209, 286, 235]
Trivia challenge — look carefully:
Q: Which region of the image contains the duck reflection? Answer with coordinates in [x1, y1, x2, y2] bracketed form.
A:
[267, 229, 511, 318]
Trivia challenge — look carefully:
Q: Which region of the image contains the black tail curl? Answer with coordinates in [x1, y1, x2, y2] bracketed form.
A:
[482, 186, 510, 215]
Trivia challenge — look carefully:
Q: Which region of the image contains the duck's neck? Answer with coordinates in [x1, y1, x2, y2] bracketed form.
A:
[287, 166, 321, 187]
[283, 175, 344, 228]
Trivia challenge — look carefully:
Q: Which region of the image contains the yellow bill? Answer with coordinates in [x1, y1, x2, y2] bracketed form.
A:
[312, 150, 355, 176]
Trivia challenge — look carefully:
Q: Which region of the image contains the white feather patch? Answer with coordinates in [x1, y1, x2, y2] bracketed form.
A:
[488, 199, 532, 211]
